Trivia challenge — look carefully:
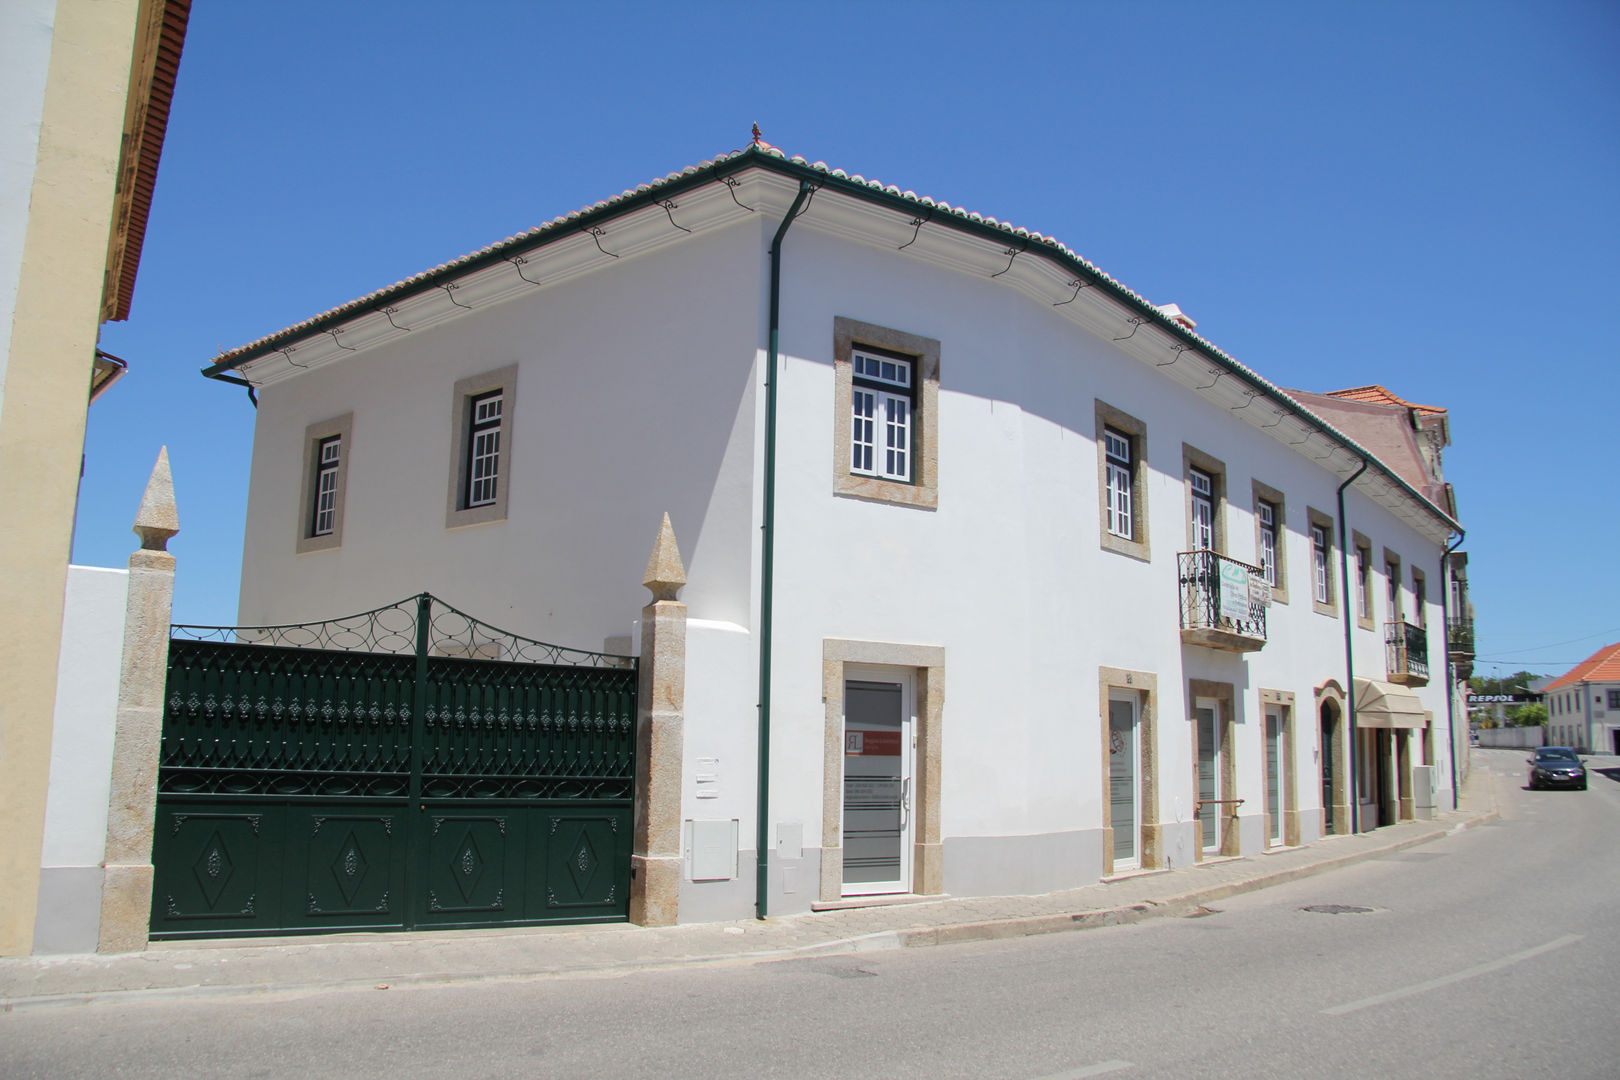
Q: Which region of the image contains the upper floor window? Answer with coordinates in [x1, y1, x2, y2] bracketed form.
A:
[1252, 481, 1288, 603]
[1311, 522, 1331, 606]
[1190, 468, 1214, 551]
[1412, 569, 1427, 627]
[1096, 401, 1150, 562]
[311, 436, 341, 536]
[296, 412, 353, 554]
[1258, 500, 1278, 585]
[1353, 536, 1373, 627]
[833, 317, 940, 510]
[466, 390, 504, 507]
[1609, 690, 1620, 709]
[1104, 427, 1134, 540]
[1385, 557, 1401, 622]
[850, 349, 914, 482]
[446, 365, 517, 528]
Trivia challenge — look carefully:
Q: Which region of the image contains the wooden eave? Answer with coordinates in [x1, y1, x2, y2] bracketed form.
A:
[101, 0, 191, 323]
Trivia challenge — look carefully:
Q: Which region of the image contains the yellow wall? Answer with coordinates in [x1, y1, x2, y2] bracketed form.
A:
[0, 0, 144, 957]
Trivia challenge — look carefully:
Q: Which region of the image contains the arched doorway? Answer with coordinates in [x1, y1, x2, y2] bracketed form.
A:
[1316, 682, 1349, 837]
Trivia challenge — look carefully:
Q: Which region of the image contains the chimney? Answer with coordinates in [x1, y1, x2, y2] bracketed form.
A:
[1157, 302, 1197, 330]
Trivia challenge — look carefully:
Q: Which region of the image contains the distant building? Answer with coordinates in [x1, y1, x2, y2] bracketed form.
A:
[1542, 644, 1620, 753]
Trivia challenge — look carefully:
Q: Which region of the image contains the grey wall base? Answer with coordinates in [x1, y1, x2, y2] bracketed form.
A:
[1236, 812, 1265, 857]
[1159, 820, 1196, 871]
[32, 866, 103, 955]
[678, 850, 761, 924]
[942, 829, 1103, 898]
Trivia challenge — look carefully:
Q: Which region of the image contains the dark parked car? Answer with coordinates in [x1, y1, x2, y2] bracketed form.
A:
[1527, 747, 1587, 790]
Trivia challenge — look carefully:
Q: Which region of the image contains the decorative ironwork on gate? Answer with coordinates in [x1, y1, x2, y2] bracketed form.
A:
[154, 594, 637, 938]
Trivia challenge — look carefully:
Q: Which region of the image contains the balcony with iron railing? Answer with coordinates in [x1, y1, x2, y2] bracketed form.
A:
[1385, 620, 1430, 686]
[1178, 550, 1268, 653]
[1447, 615, 1474, 658]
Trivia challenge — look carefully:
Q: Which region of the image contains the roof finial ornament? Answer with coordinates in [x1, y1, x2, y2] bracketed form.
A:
[751, 123, 763, 145]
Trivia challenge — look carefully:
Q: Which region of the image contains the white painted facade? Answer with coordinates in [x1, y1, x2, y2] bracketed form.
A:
[1549, 677, 1620, 753]
[226, 154, 1463, 922]
[36, 565, 129, 954]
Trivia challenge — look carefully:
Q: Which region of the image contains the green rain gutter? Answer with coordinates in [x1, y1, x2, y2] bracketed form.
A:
[1337, 458, 1369, 834]
[756, 180, 812, 920]
[1440, 531, 1466, 810]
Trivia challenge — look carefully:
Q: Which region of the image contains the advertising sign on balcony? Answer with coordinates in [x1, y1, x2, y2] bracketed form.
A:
[1219, 560, 1251, 621]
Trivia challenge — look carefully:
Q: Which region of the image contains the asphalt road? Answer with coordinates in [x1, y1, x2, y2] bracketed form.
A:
[4, 749, 1616, 1080]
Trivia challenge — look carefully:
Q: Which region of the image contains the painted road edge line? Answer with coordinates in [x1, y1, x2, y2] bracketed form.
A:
[1322, 933, 1582, 1016]
[1027, 1060, 1134, 1080]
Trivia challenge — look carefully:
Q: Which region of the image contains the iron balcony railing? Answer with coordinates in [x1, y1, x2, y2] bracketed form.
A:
[1178, 550, 1268, 644]
[1386, 620, 1430, 680]
[1447, 615, 1475, 657]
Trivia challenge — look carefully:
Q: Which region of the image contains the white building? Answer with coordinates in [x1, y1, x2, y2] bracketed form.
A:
[1544, 644, 1620, 753]
[207, 143, 1468, 925]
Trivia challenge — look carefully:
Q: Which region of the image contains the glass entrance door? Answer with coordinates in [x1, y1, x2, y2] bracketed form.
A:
[1265, 708, 1283, 847]
[1196, 701, 1220, 854]
[1109, 694, 1139, 870]
[842, 676, 913, 895]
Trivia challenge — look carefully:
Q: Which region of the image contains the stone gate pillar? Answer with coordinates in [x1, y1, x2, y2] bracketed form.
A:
[98, 448, 179, 953]
[629, 513, 686, 926]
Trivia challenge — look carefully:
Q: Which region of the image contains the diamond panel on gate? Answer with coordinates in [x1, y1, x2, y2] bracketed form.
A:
[452, 830, 485, 902]
[192, 830, 234, 908]
[331, 830, 369, 905]
[567, 831, 599, 895]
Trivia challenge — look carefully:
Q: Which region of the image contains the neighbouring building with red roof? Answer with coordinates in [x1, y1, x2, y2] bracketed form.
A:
[1543, 644, 1620, 753]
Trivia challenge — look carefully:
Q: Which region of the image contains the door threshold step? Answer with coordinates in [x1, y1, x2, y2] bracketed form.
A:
[812, 893, 949, 912]
[1101, 866, 1173, 883]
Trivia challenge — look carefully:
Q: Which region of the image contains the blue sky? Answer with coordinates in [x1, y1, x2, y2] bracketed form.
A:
[77, 0, 1619, 679]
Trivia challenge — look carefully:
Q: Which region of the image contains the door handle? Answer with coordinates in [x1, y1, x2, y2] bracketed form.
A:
[899, 776, 911, 829]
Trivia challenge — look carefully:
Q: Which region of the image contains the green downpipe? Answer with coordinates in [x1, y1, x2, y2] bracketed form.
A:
[1337, 458, 1368, 834]
[1440, 532, 1465, 810]
[756, 181, 812, 920]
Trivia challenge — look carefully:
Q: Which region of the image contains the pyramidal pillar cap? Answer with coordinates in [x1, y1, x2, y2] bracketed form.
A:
[133, 446, 179, 551]
[643, 512, 686, 601]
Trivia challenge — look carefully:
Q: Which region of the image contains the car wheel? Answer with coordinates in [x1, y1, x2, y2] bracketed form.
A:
[1580, 781, 1588, 791]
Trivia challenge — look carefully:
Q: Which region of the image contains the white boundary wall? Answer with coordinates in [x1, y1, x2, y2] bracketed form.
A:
[35, 565, 128, 953]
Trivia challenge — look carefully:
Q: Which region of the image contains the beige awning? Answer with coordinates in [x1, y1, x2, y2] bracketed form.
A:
[1354, 679, 1428, 729]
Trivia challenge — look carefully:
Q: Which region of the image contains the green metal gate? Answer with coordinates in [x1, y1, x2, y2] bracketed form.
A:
[150, 594, 637, 939]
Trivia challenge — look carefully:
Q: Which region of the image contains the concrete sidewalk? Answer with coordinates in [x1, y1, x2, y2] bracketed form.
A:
[1, 770, 1499, 1011]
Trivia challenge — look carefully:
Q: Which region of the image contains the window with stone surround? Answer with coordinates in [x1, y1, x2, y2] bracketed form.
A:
[833, 317, 939, 510]
[1096, 400, 1149, 562]
[1182, 445, 1226, 554]
[446, 365, 517, 528]
[1308, 507, 1337, 616]
[296, 412, 352, 554]
[1353, 532, 1374, 630]
[1252, 479, 1288, 603]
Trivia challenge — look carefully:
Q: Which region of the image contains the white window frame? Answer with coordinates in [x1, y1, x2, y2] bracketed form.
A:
[466, 389, 504, 508]
[311, 435, 341, 536]
[1104, 427, 1134, 541]
[1190, 467, 1214, 551]
[1258, 501, 1277, 584]
[850, 349, 914, 483]
[1310, 517, 1333, 612]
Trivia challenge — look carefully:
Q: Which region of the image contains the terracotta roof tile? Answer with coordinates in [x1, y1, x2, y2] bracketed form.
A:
[1543, 643, 1620, 691]
[1324, 385, 1446, 417]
